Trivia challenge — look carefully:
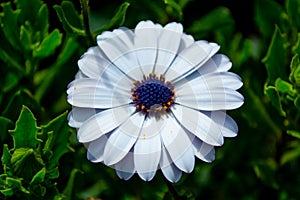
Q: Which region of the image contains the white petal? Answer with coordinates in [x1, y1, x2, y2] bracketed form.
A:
[175, 73, 244, 111]
[138, 171, 157, 182]
[173, 143, 195, 173]
[160, 114, 195, 173]
[161, 164, 182, 183]
[210, 72, 243, 90]
[77, 105, 135, 143]
[154, 22, 183, 75]
[172, 104, 224, 146]
[79, 50, 133, 87]
[202, 111, 238, 137]
[160, 146, 182, 183]
[178, 33, 194, 52]
[134, 20, 160, 75]
[198, 54, 232, 75]
[165, 41, 220, 82]
[78, 46, 113, 79]
[192, 138, 215, 162]
[103, 112, 145, 166]
[104, 132, 136, 166]
[116, 170, 135, 181]
[97, 28, 141, 80]
[134, 133, 161, 181]
[115, 152, 135, 180]
[68, 107, 98, 128]
[176, 88, 244, 111]
[96, 59, 132, 92]
[224, 73, 243, 89]
[133, 113, 166, 180]
[135, 20, 161, 32]
[74, 70, 88, 79]
[113, 27, 135, 48]
[81, 44, 106, 57]
[85, 135, 108, 162]
[67, 78, 131, 109]
[176, 69, 243, 92]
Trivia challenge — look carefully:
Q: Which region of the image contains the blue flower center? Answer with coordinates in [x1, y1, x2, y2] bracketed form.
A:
[131, 74, 175, 114]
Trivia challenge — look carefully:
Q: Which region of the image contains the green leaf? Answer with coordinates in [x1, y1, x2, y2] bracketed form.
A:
[286, 0, 300, 30]
[0, 188, 14, 197]
[47, 167, 59, 179]
[3, 89, 42, 121]
[62, 1, 83, 29]
[2, 72, 19, 93]
[62, 169, 83, 200]
[0, 2, 21, 50]
[289, 54, 300, 86]
[1, 144, 11, 173]
[20, 24, 33, 51]
[289, 54, 299, 83]
[280, 148, 300, 165]
[54, 4, 85, 36]
[34, 37, 79, 102]
[280, 145, 300, 165]
[287, 130, 300, 139]
[33, 29, 62, 58]
[93, 2, 130, 36]
[30, 167, 46, 185]
[293, 33, 300, 54]
[294, 95, 300, 110]
[5, 177, 30, 194]
[254, 0, 285, 38]
[177, 0, 193, 9]
[11, 148, 44, 180]
[36, 3, 49, 38]
[265, 86, 286, 116]
[253, 159, 279, 189]
[275, 78, 293, 93]
[15, 0, 49, 42]
[186, 7, 234, 39]
[228, 34, 256, 68]
[263, 25, 288, 85]
[0, 29, 24, 74]
[0, 116, 13, 142]
[15, 0, 42, 26]
[9, 106, 41, 149]
[41, 111, 70, 169]
[54, 194, 65, 200]
[17, 1, 49, 46]
[164, 0, 183, 20]
[0, 174, 6, 186]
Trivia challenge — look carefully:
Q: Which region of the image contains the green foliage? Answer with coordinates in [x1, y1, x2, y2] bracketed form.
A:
[54, 1, 85, 36]
[263, 26, 288, 86]
[262, 0, 300, 133]
[0, 0, 65, 122]
[259, 1, 300, 198]
[33, 29, 62, 58]
[54, 1, 130, 43]
[9, 106, 41, 149]
[187, 7, 234, 39]
[254, 0, 286, 39]
[0, 106, 70, 199]
[0, 0, 62, 63]
[92, 2, 130, 36]
[0, 0, 300, 199]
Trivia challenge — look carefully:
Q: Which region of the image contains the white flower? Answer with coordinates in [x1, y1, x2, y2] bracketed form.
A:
[67, 20, 244, 182]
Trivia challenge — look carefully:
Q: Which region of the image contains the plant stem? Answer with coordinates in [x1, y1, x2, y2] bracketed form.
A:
[80, 0, 94, 44]
[162, 176, 182, 200]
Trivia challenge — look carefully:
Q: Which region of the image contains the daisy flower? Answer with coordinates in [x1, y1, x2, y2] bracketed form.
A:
[67, 20, 244, 182]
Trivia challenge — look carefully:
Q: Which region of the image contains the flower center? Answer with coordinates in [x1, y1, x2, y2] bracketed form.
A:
[131, 74, 175, 115]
